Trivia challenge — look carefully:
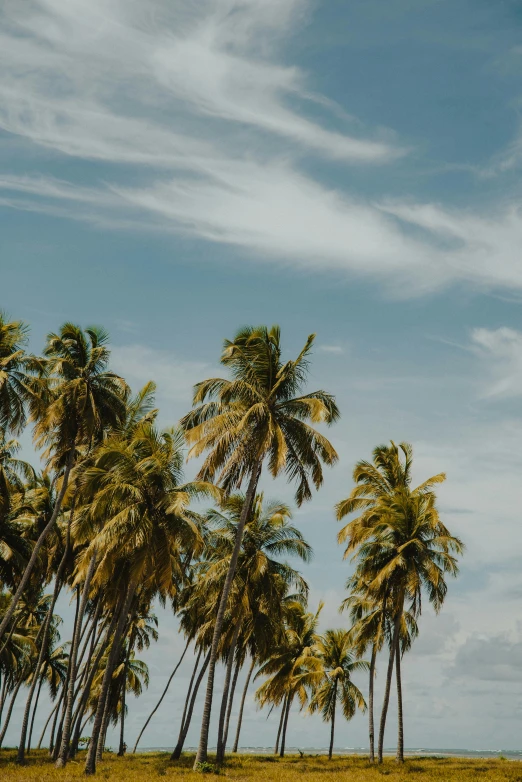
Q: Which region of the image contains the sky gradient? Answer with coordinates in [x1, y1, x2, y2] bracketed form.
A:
[2, 0, 522, 752]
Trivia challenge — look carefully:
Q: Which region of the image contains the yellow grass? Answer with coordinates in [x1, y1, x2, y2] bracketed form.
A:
[1, 751, 521, 781]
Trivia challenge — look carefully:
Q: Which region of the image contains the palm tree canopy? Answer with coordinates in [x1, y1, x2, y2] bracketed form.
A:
[181, 325, 340, 504]
[309, 628, 367, 722]
[0, 312, 31, 434]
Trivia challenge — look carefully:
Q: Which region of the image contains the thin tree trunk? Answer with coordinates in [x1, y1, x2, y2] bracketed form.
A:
[17, 517, 71, 764]
[232, 657, 254, 753]
[368, 644, 377, 763]
[0, 676, 24, 748]
[84, 580, 137, 775]
[377, 613, 401, 764]
[396, 640, 404, 763]
[96, 687, 112, 761]
[49, 690, 64, 754]
[279, 693, 293, 758]
[170, 650, 211, 760]
[216, 613, 243, 765]
[329, 681, 337, 760]
[274, 698, 286, 755]
[118, 646, 130, 756]
[132, 637, 191, 753]
[70, 612, 119, 759]
[56, 553, 97, 767]
[193, 463, 261, 769]
[38, 697, 60, 750]
[223, 657, 241, 752]
[0, 673, 11, 724]
[0, 449, 74, 642]
[52, 587, 81, 762]
[177, 648, 202, 743]
[27, 669, 45, 754]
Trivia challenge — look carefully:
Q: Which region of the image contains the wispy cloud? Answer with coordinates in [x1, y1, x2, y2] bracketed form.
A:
[4, 1, 522, 297]
[470, 327, 522, 399]
[318, 344, 344, 354]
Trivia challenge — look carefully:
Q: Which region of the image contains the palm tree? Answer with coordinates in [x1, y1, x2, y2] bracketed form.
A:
[203, 493, 311, 764]
[0, 324, 128, 642]
[0, 312, 31, 435]
[182, 325, 339, 767]
[309, 629, 367, 759]
[338, 442, 463, 764]
[74, 421, 215, 775]
[256, 601, 323, 757]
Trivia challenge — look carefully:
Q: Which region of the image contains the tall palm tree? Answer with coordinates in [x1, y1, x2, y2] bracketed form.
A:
[182, 325, 339, 767]
[309, 629, 367, 759]
[0, 312, 31, 435]
[0, 324, 128, 642]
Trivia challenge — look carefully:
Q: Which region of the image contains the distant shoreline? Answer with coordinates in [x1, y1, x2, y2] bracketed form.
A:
[136, 746, 522, 760]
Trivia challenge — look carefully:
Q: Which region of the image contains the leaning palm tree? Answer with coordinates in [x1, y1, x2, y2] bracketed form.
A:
[309, 629, 367, 759]
[0, 324, 128, 643]
[182, 325, 339, 767]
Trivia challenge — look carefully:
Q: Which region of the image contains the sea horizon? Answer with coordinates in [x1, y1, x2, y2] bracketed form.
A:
[136, 746, 522, 760]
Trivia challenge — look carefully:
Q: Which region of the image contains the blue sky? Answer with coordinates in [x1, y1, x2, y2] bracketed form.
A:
[3, 0, 522, 752]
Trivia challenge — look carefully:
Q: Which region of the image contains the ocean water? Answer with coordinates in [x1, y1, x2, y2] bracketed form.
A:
[140, 746, 522, 760]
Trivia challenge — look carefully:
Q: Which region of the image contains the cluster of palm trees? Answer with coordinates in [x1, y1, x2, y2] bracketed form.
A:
[0, 312, 462, 774]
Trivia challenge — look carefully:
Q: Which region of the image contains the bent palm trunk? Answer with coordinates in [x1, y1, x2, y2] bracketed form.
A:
[27, 669, 45, 754]
[133, 637, 191, 752]
[274, 698, 286, 755]
[193, 463, 261, 768]
[56, 553, 97, 767]
[279, 693, 293, 758]
[216, 614, 243, 764]
[232, 658, 254, 753]
[0, 677, 24, 748]
[84, 580, 136, 775]
[171, 650, 211, 761]
[223, 658, 241, 751]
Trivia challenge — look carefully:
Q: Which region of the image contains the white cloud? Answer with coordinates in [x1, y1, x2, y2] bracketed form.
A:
[318, 344, 344, 354]
[470, 327, 522, 398]
[110, 344, 209, 408]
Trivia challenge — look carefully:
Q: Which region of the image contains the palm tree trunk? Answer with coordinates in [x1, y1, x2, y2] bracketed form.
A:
[232, 657, 254, 753]
[193, 463, 261, 769]
[132, 637, 192, 753]
[17, 518, 71, 765]
[223, 658, 241, 751]
[27, 668, 45, 754]
[96, 687, 112, 761]
[0, 676, 24, 748]
[178, 647, 202, 737]
[0, 449, 74, 642]
[395, 641, 404, 763]
[368, 644, 377, 763]
[171, 650, 211, 761]
[118, 646, 130, 756]
[49, 690, 64, 754]
[84, 580, 137, 775]
[56, 552, 97, 767]
[329, 680, 337, 760]
[274, 698, 286, 755]
[70, 612, 119, 759]
[279, 692, 293, 758]
[377, 613, 400, 764]
[216, 613, 243, 764]
[52, 588, 81, 763]
[0, 673, 9, 723]
[38, 697, 60, 750]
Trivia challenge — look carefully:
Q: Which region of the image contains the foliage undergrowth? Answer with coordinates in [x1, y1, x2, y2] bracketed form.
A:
[1, 751, 521, 781]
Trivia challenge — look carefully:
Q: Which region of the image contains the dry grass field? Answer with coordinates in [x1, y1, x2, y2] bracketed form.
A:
[0, 751, 521, 782]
